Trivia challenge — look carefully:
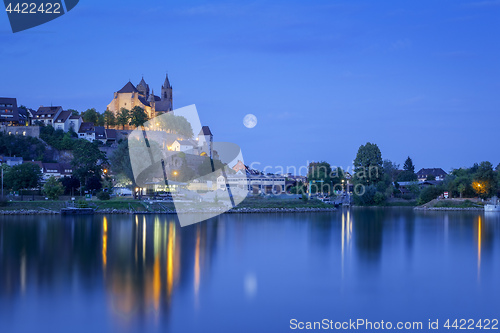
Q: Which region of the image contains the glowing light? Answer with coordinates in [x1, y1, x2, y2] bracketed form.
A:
[167, 222, 175, 299]
[102, 217, 108, 270]
[478, 215, 482, 279]
[194, 227, 201, 297]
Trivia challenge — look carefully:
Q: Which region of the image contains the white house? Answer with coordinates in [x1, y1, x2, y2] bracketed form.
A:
[33, 106, 63, 126]
[53, 110, 73, 132]
[217, 172, 286, 194]
[172, 139, 198, 152]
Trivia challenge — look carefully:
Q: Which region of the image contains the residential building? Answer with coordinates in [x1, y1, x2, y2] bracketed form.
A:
[217, 172, 286, 194]
[53, 110, 73, 132]
[33, 106, 63, 126]
[68, 115, 82, 133]
[416, 168, 448, 181]
[172, 139, 198, 152]
[23, 161, 72, 181]
[0, 97, 24, 126]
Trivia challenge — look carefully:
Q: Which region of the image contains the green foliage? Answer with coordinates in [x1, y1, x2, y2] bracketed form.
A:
[42, 176, 64, 200]
[81, 108, 99, 125]
[71, 140, 107, 183]
[40, 126, 75, 151]
[0, 132, 45, 161]
[403, 156, 415, 173]
[374, 192, 386, 205]
[109, 140, 135, 186]
[353, 142, 383, 185]
[418, 185, 444, 205]
[289, 181, 307, 194]
[60, 176, 80, 195]
[96, 190, 111, 200]
[103, 109, 116, 128]
[3, 163, 42, 191]
[397, 170, 418, 182]
[426, 174, 436, 181]
[353, 185, 378, 206]
[472, 161, 496, 198]
[383, 159, 400, 182]
[85, 176, 103, 192]
[116, 108, 130, 129]
[307, 161, 333, 194]
[198, 157, 225, 179]
[68, 109, 79, 116]
[156, 113, 194, 138]
[76, 199, 89, 208]
[129, 106, 149, 128]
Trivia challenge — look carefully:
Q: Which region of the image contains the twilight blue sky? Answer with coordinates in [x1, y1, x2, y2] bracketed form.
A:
[1, 0, 499, 174]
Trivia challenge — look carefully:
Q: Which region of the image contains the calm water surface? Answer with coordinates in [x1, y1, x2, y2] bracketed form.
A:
[1, 208, 500, 333]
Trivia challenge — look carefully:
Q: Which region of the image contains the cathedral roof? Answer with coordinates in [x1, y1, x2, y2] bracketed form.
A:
[117, 81, 138, 94]
[138, 77, 148, 87]
[199, 126, 212, 136]
[138, 96, 150, 107]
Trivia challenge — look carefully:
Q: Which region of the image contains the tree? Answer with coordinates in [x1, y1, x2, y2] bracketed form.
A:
[397, 156, 417, 182]
[403, 156, 415, 173]
[109, 140, 135, 186]
[97, 113, 105, 127]
[472, 161, 496, 198]
[68, 109, 79, 116]
[418, 185, 444, 205]
[457, 183, 466, 198]
[383, 159, 399, 182]
[156, 113, 194, 137]
[43, 176, 64, 200]
[129, 106, 148, 128]
[307, 162, 333, 194]
[81, 108, 99, 125]
[103, 109, 116, 129]
[3, 163, 42, 191]
[61, 176, 80, 195]
[71, 140, 107, 185]
[353, 142, 383, 185]
[116, 108, 130, 130]
[198, 157, 225, 180]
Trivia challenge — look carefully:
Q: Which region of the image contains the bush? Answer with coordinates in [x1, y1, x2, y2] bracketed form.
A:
[353, 185, 377, 206]
[76, 199, 89, 208]
[374, 192, 386, 205]
[418, 185, 444, 205]
[96, 191, 111, 200]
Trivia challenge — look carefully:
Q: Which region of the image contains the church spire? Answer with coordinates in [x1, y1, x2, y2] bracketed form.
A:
[162, 73, 171, 89]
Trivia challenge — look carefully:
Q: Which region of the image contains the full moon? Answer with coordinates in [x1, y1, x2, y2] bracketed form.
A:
[243, 114, 257, 128]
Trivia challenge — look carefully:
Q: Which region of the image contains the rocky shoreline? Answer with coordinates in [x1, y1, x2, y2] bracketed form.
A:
[414, 207, 483, 211]
[1, 207, 338, 215]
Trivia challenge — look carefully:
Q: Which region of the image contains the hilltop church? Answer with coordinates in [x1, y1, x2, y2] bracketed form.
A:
[106, 74, 173, 119]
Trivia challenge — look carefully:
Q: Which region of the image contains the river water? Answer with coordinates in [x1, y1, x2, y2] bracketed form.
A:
[1, 208, 499, 333]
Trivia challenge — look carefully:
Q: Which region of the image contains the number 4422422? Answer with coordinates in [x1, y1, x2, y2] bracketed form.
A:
[444, 319, 499, 330]
[5, 3, 62, 14]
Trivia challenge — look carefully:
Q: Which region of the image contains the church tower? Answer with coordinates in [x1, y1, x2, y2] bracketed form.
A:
[161, 73, 173, 109]
[137, 77, 150, 98]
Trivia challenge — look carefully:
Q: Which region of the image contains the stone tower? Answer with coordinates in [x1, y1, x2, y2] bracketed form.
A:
[137, 77, 149, 98]
[161, 73, 173, 106]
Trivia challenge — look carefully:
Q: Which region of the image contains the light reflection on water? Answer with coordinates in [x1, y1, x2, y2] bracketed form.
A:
[0, 208, 500, 333]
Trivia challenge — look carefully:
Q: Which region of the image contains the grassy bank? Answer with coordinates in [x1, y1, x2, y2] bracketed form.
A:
[416, 198, 484, 210]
